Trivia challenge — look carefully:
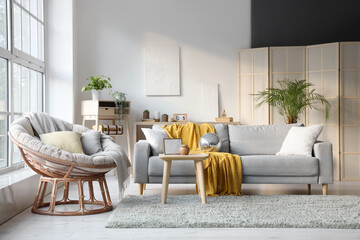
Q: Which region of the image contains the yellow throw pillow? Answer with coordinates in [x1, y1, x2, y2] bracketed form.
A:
[40, 131, 84, 154]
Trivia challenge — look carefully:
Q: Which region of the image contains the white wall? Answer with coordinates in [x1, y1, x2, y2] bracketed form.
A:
[45, 0, 74, 122]
[73, 0, 251, 125]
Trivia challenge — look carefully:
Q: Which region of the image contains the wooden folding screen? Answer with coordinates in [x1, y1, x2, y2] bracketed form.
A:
[239, 48, 269, 125]
[340, 42, 360, 180]
[306, 43, 340, 180]
[269, 47, 306, 124]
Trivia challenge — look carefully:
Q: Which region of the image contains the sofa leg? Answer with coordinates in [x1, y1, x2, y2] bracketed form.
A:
[139, 184, 144, 195]
[143, 184, 146, 190]
[322, 184, 328, 195]
[307, 184, 311, 195]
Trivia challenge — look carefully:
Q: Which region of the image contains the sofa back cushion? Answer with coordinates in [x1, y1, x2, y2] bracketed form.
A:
[228, 124, 299, 155]
[213, 124, 230, 153]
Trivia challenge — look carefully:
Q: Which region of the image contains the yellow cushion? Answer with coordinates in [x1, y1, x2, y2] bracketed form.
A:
[40, 131, 84, 154]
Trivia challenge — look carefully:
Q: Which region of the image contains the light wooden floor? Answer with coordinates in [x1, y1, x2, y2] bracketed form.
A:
[1, 175, 360, 240]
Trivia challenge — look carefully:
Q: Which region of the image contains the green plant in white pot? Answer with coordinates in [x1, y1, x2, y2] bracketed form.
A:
[81, 75, 112, 100]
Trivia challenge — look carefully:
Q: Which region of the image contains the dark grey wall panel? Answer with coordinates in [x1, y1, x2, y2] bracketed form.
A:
[251, 0, 360, 48]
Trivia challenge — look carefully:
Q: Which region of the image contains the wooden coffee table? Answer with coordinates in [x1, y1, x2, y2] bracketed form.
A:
[159, 153, 208, 204]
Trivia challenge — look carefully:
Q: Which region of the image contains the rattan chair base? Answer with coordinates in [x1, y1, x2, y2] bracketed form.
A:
[32, 175, 113, 216]
[9, 130, 117, 216]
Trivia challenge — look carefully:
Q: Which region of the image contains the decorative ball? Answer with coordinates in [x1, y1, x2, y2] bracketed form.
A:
[199, 133, 221, 151]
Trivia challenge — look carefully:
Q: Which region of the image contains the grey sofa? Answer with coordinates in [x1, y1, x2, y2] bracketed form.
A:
[133, 124, 333, 195]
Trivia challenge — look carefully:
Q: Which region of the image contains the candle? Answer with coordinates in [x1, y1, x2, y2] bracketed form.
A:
[154, 110, 160, 120]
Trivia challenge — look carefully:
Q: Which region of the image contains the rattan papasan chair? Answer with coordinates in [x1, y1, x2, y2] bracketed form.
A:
[8, 112, 131, 216]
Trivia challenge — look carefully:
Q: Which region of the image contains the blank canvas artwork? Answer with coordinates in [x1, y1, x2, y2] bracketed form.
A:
[144, 46, 180, 96]
[201, 83, 219, 121]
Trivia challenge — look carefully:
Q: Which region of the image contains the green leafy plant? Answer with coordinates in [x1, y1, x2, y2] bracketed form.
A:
[81, 75, 112, 92]
[253, 79, 331, 124]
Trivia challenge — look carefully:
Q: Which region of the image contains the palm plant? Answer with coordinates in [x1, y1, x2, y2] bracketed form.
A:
[253, 79, 331, 124]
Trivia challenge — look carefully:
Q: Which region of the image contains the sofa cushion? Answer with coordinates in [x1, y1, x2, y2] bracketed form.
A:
[40, 131, 84, 154]
[229, 124, 300, 155]
[213, 124, 229, 153]
[241, 155, 318, 176]
[277, 124, 323, 156]
[148, 156, 195, 176]
[81, 130, 102, 155]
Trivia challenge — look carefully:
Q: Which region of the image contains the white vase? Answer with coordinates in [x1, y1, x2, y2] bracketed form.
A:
[92, 90, 101, 100]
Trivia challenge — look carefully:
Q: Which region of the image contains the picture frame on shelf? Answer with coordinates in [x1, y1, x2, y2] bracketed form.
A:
[173, 113, 187, 122]
[163, 138, 182, 155]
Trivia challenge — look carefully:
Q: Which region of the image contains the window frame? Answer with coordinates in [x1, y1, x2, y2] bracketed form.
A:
[0, 0, 45, 174]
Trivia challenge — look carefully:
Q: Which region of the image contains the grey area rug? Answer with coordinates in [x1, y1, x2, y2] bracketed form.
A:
[106, 194, 360, 229]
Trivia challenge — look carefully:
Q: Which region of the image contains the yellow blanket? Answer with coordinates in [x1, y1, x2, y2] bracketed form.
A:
[163, 122, 242, 196]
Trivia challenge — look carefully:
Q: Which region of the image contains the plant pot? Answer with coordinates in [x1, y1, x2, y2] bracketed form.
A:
[92, 90, 101, 100]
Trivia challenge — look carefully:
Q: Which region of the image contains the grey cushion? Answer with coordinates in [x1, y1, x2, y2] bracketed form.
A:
[148, 156, 196, 176]
[241, 155, 319, 176]
[214, 124, 229, 153]
[242, 176, 318, 184]
[229, 124, 300, 155]
[81, 130, 102, 155]
[149, 176, 197, 184]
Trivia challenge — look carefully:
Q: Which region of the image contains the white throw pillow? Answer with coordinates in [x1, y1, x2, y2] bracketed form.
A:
[276, 124, 323, 157]
[141, 128, 169, 155]
[152, 124, 167, 132]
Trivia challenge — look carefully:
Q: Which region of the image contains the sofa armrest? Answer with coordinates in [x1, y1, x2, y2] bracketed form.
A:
[133, 140, 151, 183]
[313, 141, 333, 184]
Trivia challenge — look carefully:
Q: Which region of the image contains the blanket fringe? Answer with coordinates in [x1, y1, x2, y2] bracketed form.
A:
[118, 166, 131, 199]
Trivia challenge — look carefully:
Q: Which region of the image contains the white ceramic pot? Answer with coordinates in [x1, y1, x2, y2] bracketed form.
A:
[92, 90, 101, 100]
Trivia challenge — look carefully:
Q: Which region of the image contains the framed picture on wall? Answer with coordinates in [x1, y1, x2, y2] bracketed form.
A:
[163, 138, 182, 155]
[173, 113, 187, 122]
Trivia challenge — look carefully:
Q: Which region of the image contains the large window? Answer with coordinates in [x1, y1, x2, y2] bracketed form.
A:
[0, 0, 44, 172]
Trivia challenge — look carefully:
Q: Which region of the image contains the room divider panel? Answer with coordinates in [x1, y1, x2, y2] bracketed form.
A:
[239, 48, 269, 125]
[269, 47, 306, 124]
[340, 42, 360, 180]
[239, 41, 360, 180]
[306, 42, 340, 180]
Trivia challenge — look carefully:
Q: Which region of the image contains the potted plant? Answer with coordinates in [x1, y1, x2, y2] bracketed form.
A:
[253, 79, 331, 124]
[81, 75, 112, 100]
